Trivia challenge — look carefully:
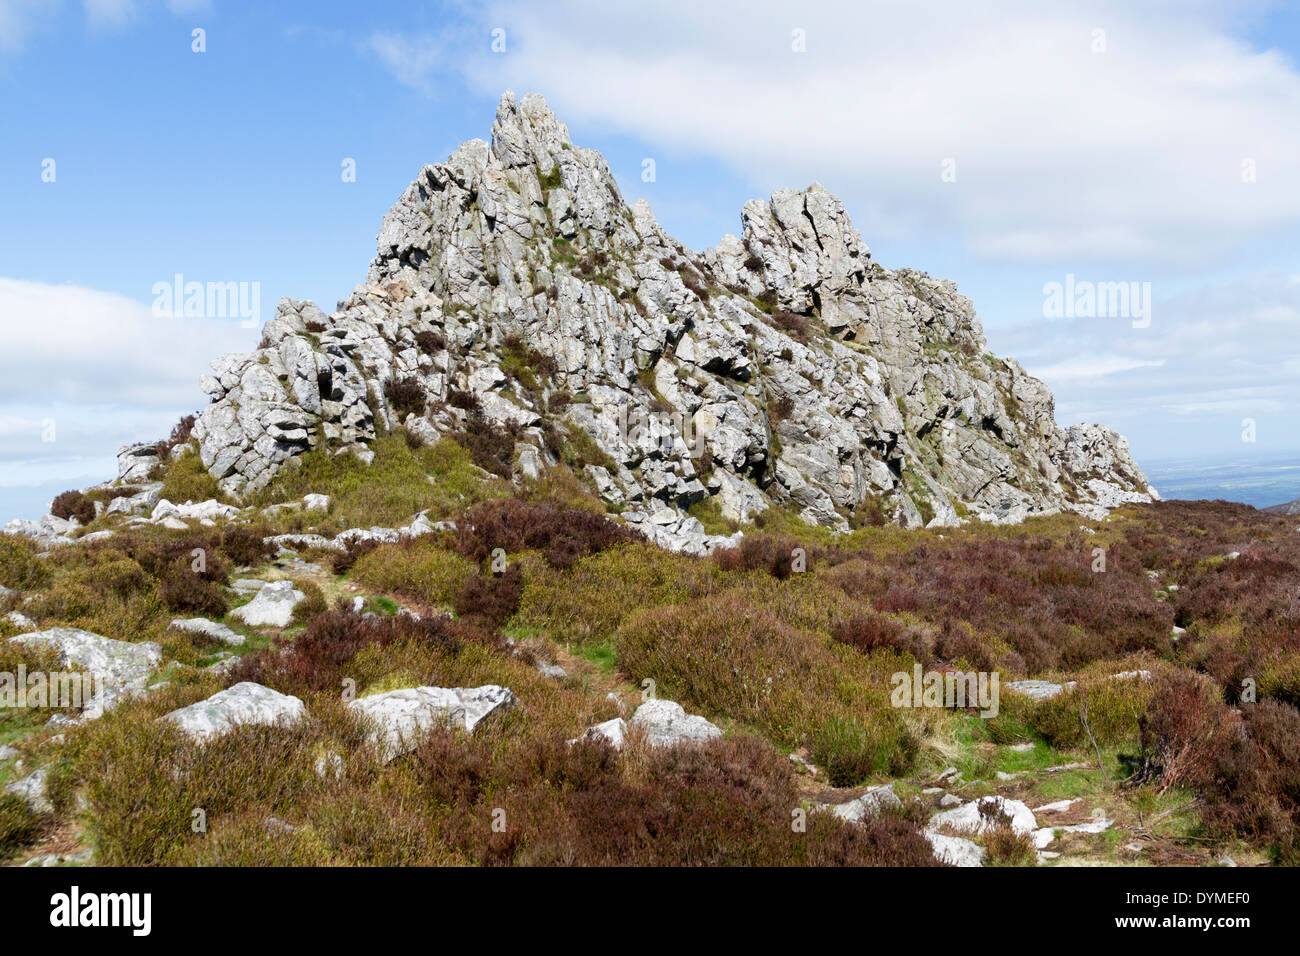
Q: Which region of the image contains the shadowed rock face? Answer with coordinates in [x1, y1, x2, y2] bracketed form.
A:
[182, 91, 1155, 538]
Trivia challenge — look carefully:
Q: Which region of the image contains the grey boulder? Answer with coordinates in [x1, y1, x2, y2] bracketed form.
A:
[160, 682, 306, 741]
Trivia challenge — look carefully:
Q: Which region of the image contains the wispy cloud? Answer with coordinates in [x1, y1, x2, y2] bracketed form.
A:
[994, 271, 1300, 456]
[83, 0, 137, 31]
[0, 278, 254, 516]
[366, 0, 1300, 267]
[0, 0, 60, 53]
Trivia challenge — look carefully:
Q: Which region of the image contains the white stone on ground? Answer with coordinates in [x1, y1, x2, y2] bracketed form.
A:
[1005, 680, 1066, 701]
[928, 795, 1038, 837]
[151, 499, 240, 522]
[4, 766, 52, 813]
[160, 682, 306, 741]
[820, 784, 901, 823]
[925, 832, 986, 867]
[8, 627, 161, 715]
[169, 618, 245, 646]
[349, 685, 516, 762]
[230, 580, 304, 627]
[1032, 815, 1113, 849]
[570, 717, 627, 750]
[629, 698, 722, 746]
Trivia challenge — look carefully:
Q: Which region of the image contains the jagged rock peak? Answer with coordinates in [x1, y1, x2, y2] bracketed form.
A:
[180, 90, 1156, 548]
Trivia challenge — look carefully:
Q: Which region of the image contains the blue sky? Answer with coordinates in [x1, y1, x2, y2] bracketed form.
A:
[2, 0, 1299, 520]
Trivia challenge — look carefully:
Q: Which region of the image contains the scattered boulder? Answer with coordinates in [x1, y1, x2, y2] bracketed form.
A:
[819, 784, 902, 823]
[924, 831, 986, 867]
[348, 685, 516, 762]
[116, 443, 160, 483]
[160, 682, 306, 741]
[629, 698, 723, 746]
[229, 580, 305, 627]
[6, 610, 35, 631]
[169, 618, 245, 646]
[151, 498, 240, 523]
[570, 717, 627, 750]
[4, 766, 52, 814]
[1005, 679, 1066, 701]
[1032, 814, 1113, 849]
[8, 627, 161, 715]
[929, 795, 1037, 837]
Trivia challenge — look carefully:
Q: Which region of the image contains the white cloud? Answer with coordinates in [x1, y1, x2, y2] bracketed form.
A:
[0, 0, 59, 53]
[366, 31, 458, 97]
[165, 0, 210, 14]
[1030, 355, 1166, 382]
[0, 278, 254, 515]
[83, 0, 136, 31]
[990, 271, 1300, 457]
[372, 0, 1300, 266]
[0, 278, 253, 406]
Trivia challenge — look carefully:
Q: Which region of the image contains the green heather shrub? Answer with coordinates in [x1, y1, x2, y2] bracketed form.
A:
[291, 580, 328, 625]
[253, 434, 507, 527]
[27, 551, 169, 638]
[0, 793, 42, 856]
[687, 495, 739, 535]
[156, 447, 224, 504]
[616, 591, 917, 781]
[0, 534, 48, 590]
[1260, 652, 1300, 710]
[350, 537, 474, 609]
[981, 804, 1038, 866]
[1027, 669, 1156, 749]
[514, 542, 721, 644]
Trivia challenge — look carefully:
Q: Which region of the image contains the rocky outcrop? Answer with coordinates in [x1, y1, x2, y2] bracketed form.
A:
[929, 795, 1038, 837]
[169, 91, 1154, 535]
